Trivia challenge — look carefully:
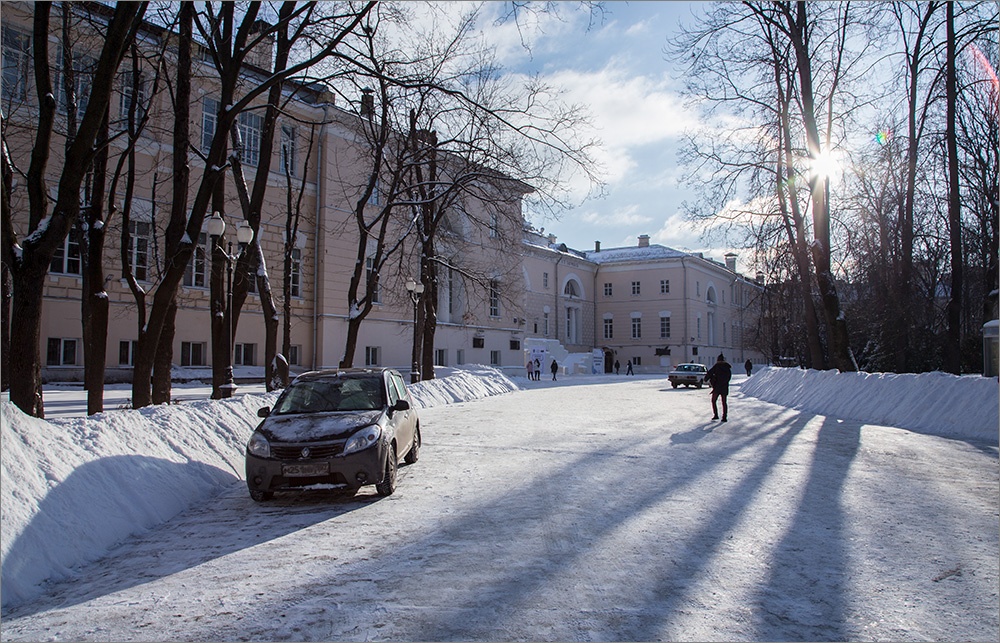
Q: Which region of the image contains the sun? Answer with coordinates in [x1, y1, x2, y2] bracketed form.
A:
[807, 148, 843, 185]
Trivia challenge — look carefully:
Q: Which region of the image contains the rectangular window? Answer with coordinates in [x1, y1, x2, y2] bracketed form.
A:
[288, 345, 300, 366]
[473, 337, 485, 349]
[456, 349, 465, 365]
[489, 280, 500, 317]
[46, 338, 78, 366]
[633, 356, 642, 366]
[290, 248, 302, 297]
[237, 110, 263, 166]
[489, 212, 499, 238]
[447, 268, 455, 315]
[660, 279, 670, 294]
[509, 339, 521, 351]
[543, 272, 549, 289]
[366, 256, 379, 303]
[118, 340, 138, 366]
[697, 316, 701, 340]
[660, 316, 671, 339]
[2, 27, 30, 101]
[183, 233, 209, 287]
[201, 97, 218, 153]
[696, 281, 700, 297]
[280, 124, 296, 176]
[723, 322, 727, 343]
[55, 48, 94, 120]
[604, 282, 612, 297]
[631, 318, 642, 339]
[631, 281, 641, 295]
[367, 177, 380, 206]
[543, 312, 549, 336]
[237, 242, 257, 293]
[234, 343, 256, 366]
[128, 220, 151, 281]
[435, 348, 447, 367]
[490, 350, 501, 366]
[365, 346, 380, 367]
[50, 226, 82, 275]
[603, 318, 613, 340]
[181, 341, 206, 367]
[119, 69, 147, 122]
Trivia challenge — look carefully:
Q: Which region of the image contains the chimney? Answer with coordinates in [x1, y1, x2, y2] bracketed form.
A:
[547, 233, 557, 246]
[595, 240, 601, 253]
[724, 252, 737, 272]
[638, 234, 650, 248]
[246, 20, 275, 71]
[360, 88, 374, 119]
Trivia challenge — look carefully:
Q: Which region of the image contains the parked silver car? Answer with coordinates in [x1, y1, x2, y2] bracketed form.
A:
[668, 363, 708, 389]
[245, 368, 420, 501]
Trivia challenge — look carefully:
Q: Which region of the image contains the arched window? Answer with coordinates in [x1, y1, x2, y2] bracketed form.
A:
[564, 281, 579, 297]
[706, 285, 717, 304]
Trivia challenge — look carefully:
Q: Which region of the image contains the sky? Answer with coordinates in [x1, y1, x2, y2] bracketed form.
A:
[1, 366, 997, 639]
[471, 2, 729, 260]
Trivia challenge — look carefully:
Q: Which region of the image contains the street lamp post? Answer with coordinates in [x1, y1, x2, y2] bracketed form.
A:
[206, 211, 254, 398]
[405, 278, 425, 384]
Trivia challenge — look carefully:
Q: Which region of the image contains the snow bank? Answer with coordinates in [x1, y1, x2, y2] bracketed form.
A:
[741, 367, 999, 442]
[408, 365, 519, 408]
[0, 392, 278, 608]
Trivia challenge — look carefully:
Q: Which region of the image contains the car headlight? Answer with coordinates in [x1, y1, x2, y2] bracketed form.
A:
[343, 425, 381, 456]
[247, 432, 271, 458]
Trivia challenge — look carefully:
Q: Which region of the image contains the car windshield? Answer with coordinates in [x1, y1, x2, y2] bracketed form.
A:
[678, 364, 705, 372]
[273, 377, 386, 414]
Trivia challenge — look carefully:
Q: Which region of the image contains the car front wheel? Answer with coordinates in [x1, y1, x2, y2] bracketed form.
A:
[250, 489, 273, 502]
[376, 447, 398, 497]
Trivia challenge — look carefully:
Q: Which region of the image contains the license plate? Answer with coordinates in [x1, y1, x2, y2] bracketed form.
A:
[283, 462, 329, 477]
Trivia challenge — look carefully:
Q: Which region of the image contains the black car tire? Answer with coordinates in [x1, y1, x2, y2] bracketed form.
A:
[376, 447, 397, 496]
[404, 426, 421, 465]
[696, 383, 703, 389]
[671, 382, 678, 388]
[250, 489, 274, 502]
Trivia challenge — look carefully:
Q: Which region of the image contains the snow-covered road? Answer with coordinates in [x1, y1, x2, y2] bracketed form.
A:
[2, 376, 997, 641]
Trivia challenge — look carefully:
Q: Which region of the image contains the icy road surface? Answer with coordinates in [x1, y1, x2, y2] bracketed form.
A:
[2, 376, 997, 641]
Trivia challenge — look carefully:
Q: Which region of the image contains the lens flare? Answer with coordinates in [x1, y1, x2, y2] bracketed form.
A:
[875, 130, 892, 146]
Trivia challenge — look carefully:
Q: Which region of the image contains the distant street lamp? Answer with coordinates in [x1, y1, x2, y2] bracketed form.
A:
[207, 212, 254, 398]
[405, 278, 425, 384]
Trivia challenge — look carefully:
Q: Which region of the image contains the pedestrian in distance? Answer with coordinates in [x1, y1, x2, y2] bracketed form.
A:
[534, 359, 541, 381]
[745, 358, 753, 377]
[614, 359, 620, 375]
[526, 359, 534, 381]
[626, 359, 634, 376]
[550, 359, 559, 381]
[704, 353, 732, 422]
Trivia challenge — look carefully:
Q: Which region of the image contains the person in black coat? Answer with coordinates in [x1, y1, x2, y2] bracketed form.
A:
[745, 358, 753, 376]
[704, 353, 733, 422]
[550, 359, 559, 381]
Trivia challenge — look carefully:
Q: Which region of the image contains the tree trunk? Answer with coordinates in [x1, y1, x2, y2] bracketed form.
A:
[82, 113, 110, 415]
[943, 2, 963, 374]
[786, 1, 855, 371]
[152, 299, 176, 404]
[2, 137, 14, 392]
[420, 252, 438, 381]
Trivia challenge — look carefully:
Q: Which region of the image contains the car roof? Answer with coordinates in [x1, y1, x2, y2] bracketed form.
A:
[291, 368, 399, 384]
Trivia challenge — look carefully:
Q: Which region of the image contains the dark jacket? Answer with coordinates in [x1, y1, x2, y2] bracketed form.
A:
[705, 361, 733, 392]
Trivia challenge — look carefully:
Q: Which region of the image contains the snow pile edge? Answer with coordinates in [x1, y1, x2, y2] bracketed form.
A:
[741, 367, 998, 442]
[408, 365, 519, 409]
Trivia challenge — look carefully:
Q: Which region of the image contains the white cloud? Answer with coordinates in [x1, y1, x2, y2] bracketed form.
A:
[581, 204, 654, 227]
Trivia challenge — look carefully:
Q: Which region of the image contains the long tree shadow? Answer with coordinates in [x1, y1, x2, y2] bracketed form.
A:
[1, 455, 369, 619]
[750, 415, 861, 641]
[209, 404, 809, 642]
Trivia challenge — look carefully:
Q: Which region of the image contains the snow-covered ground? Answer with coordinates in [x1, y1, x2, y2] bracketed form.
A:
[1, 366, 997, 640]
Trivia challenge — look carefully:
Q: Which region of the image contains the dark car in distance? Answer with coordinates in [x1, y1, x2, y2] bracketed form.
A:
[668, 363, 709, 389]
[245, 368, 421, 501]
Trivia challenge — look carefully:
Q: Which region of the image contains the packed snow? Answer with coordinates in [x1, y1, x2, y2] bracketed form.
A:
[1, 365, 997, 640]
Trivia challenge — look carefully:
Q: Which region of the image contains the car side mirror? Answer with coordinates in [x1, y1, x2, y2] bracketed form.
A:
[257, 406, 271, 418]
[393, 399, 410, 412]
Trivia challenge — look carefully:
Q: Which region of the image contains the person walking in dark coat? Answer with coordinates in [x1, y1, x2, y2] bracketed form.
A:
[745, 359, 753, 377]
[550, 359, 559, 381]
[625, 360, 634, 375]
[704, 353, 733, 422]
[614, 359, 620, 375]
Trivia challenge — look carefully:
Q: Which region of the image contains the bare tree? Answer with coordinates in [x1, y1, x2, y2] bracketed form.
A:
[3, 3, 147, 417]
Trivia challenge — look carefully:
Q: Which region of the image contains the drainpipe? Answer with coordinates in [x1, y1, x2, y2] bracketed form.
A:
[313, 100, 330, 370]
[554, 252, 563, 342]
[681, 256, 688, 362]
